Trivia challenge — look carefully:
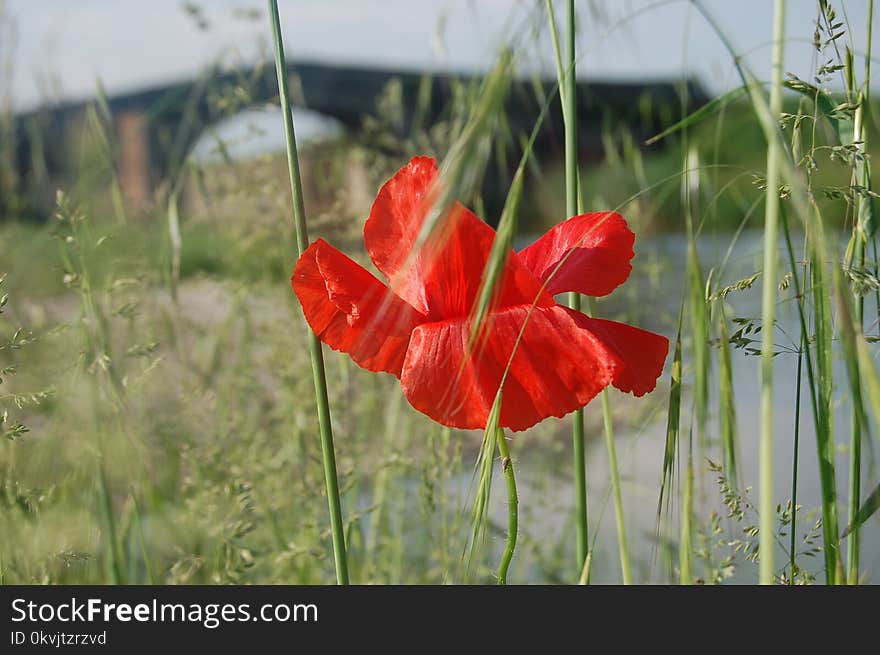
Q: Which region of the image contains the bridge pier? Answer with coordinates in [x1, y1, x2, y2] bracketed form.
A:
[116, 110, 151, 210]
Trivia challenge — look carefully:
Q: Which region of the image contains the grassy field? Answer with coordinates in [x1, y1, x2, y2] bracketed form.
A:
[1, 0, 879, 585]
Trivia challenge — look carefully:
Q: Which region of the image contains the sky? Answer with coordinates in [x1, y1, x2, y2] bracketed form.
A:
[2, 0, 877, 113]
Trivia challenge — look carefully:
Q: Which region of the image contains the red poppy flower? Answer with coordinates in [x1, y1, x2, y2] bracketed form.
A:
[292, 156, 669, 432]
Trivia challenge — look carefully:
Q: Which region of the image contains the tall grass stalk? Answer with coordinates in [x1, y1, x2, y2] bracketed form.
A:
[86, 85, 127, 225]
[546, 0, 591, 578]
[268, 0, 349, 585]
[679, 428, 693, 585]
[97, 460, 123, 585]
[130, 493, 156, 584]
[561, 0, 589, 577]
[845, 0, 872, 584]
[779, 168, 810, 583]
[757, 0, 786, 585]
[694, 0, 841, 584]
[716, 309, 739, 489]
[462, 399, 500, 581]
[658, 308, 683, 518]
[780, 112, 829, 586]
[579, 126, 631, 581]
[56, 195, 129, 583]
[681, 145, 705, 586]
[599, 385, 632, 583]
[790, 336, 804, 581]
[588, 298, 632, 584]
[845, 256, 865, 578]
[577, 551, 593, 585]
[811, 233, 840, 584]
[363, 389, 402, 580]
[683, 148, 709, 455]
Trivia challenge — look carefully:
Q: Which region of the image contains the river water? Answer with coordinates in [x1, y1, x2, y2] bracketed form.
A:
[473, 228, 880, 584]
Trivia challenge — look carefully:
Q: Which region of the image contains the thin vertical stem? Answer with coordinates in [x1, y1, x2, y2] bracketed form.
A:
[782, 208, 810, 582]
[97, 459, 123, 585]
[496, 429, 518, 585]
[790, 338, 803, 582]
[679, 429, 693, 585]
[562, 0, 589, 576]
[547, 0, 593, 576]
[847, 245, 864, 585]
[131, 493, 156, 584]
[758, 0, 786, 586]
[846, 0, 872, 585]
[600, 388, 632, 583]
[268, 0, 349, 585]
[588, 300, 632, 584]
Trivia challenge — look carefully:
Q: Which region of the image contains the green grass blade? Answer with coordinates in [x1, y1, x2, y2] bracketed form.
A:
[545, 0, 589, 576]
[645, 86, 748, 146]
[548, 0, 589, 577]
[658, 307, 684, 516]
[844, 4, 874, 582]
[684, 148, 709, 447]
[130, 493, 156, 584]
[716, 308, 740, 488]
[600, 381, 632, 584]
[835, 255, 872, 584]
[840, 483, 880, 540]
[789, 335, 804, 582]
[757, 0, 786, 585]
[812, 243, 841, 583]
[461, 394, 501, 582]
[679, 427, 694, 585]
[97, 461, 123, 585]
[469, 73, 556, 347]
[268, 0, 349, 585]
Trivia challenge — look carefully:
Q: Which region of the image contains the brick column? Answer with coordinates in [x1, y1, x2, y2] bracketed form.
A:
[116, 110, 151, 209]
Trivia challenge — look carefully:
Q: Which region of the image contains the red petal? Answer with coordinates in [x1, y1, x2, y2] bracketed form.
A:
[362, 156, 437, 314]
[399, 305, 621, 431]
[518, 212, 635, 297]
[363, 156, 552, 320]
[292, 239, 426, 377]
[576, 315, 669, 396]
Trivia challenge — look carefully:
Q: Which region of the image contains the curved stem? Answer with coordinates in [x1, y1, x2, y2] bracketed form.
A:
[496, 428, 519, 585]
[269, 0, 349, 584]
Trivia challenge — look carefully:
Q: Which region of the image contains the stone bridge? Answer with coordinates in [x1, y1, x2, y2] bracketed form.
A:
[5, 60, 708, 218]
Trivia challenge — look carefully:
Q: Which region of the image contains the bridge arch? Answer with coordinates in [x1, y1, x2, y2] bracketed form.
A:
[7, 60, 707, 219]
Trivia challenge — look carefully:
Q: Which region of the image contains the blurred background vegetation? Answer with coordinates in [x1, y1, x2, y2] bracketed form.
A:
[1, 0, 878, 584]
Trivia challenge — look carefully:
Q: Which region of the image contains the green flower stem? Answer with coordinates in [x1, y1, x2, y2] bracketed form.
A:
[268, 0, 349, 585]
[496, 428, 518, 585]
